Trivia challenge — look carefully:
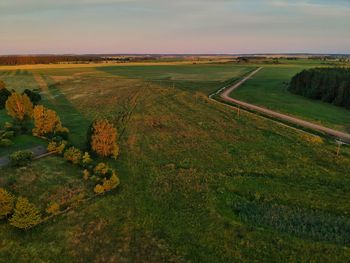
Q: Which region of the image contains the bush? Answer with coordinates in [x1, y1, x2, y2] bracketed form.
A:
[23, 89, 41, 104]
[102, 173, 120, 191]
[0, 138, 13, 147]
[63, 147, 82, 165]
[9, 197, 41, 230]
[94, 172, 120, 194]
[0, 188, 14, 218]
[93, 162, 111, 177]
[0, 83, 11, 109]
[301, 134, 324, 145]
[83, 169, 90, 180]
[93, 184, 105, 194]
[82, 152, 93, 167]
[1, 130, 15, 139]
[47, 140, 67, 154]
[9, 150, 33, 167]
[46, 202, 60, 215]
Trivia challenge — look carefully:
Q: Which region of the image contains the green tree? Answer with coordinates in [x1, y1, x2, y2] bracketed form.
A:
[0, 81, 11, 109]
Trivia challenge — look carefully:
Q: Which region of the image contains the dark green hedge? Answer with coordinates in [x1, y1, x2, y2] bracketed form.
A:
[289, 68, 350, 109]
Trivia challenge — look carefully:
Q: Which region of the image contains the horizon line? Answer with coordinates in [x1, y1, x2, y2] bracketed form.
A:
[1, 52, 350, 56]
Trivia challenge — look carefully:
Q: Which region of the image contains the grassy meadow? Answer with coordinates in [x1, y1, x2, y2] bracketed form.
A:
[0, 61, 350, 262]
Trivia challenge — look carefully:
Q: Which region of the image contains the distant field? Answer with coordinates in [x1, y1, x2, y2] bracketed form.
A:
[1, 62, 350, 262]
[231, 65, 350, 133]
[99, 64, 255, 94]
[0, 59, 233, 71]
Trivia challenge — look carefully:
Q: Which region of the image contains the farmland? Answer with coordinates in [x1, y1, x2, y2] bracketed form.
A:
[1, 60, 350, 262]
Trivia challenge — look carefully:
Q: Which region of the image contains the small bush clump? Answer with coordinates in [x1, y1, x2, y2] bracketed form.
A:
[9, 197, 41, 230]
[63, 147, 82, 165]
[9, 150, 33, 167]
[47, 140, 67, 154]
[0, 125, 15, 147]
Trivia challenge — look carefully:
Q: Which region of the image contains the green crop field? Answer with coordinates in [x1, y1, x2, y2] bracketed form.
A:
[231, 63, 350, 133]
[1, 61, 350, 262]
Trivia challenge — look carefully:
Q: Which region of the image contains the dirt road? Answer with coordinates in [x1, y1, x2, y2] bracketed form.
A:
[216, 67, 350, 143]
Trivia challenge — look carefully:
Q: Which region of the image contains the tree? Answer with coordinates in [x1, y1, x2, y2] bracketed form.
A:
[89, 119, 119, 158]
[9, 197, 41, 230]
[0, 80, 5, 89]
[32, 105, 62, 137]
[0, 81, 11, 109]
[0, 188, 14, 218]
[23, 89, 41, 104]
[5, 93, 33, 121]
[289, 67, 350, 109]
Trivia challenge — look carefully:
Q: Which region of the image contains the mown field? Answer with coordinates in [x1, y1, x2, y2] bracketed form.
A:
[1, 62, 350, 262]
[231, 62, 350, 133]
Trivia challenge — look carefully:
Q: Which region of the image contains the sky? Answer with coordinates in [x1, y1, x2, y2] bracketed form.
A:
[0, 0, 349, 55]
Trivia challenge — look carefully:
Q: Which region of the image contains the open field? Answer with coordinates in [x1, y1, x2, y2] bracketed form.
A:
[0, 59, 234, 71]
[231, 65, 350, 133]
[1, 61, 350, 262]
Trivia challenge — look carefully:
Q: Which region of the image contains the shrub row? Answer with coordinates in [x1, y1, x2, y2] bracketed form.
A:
[47, 140, 120, 194]
[0, 188, 41, 230]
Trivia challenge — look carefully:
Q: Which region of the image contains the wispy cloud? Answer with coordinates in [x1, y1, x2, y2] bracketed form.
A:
[271, 0, 350, 16]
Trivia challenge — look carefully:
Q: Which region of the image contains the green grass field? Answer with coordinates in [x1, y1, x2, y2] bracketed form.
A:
[231, 65, 350, 133]
[1, 61, 350, 262]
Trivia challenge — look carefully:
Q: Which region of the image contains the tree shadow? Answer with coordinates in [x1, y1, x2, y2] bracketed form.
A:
[39, 74, 91, 148]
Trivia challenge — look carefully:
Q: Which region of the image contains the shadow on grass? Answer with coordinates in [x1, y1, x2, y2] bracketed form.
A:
[39, 74, 91, 148]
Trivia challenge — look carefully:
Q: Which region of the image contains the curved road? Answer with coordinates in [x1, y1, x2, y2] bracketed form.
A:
[216, 67, 350, 144]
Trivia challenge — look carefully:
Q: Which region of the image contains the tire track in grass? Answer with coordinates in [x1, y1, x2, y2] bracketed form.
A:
[39, 74, 91, 148]
[33, 73, 54, 101]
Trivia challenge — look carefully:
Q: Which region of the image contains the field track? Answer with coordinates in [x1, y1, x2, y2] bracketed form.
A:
[216, 67, 350, 143]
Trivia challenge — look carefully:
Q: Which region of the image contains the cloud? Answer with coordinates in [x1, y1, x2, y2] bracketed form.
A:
[270, 0, 350, 17]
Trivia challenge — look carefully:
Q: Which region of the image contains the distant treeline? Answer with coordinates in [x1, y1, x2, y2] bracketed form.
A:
[289, 68, 350, 109]
[0, 55, 104, 65]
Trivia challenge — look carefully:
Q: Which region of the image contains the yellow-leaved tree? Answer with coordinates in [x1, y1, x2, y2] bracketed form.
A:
[9, 197, 41, 230]
[5, 93, 33, 121]
[90, 119, 119, 158]
[32, 105, 64, 137]
[0, 188, 14, 218]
